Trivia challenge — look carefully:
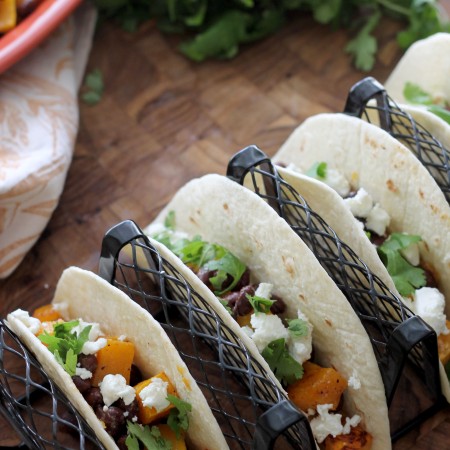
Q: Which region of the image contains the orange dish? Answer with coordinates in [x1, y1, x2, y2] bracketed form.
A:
[0, 0, 82, 73]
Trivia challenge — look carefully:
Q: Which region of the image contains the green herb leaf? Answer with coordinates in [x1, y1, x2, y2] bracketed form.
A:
[204, 251, 246, 295]
[305, 162, 327, 180]
[403, 82, 434, 105]
[126, 422, 172, 450]
[81, 69, 104, 106]
[427, 105, 450, 125]
[287, 318, 309, 338]
[261, 338, 303, 385]
[246, 294, 274, 314]
[166, 394, 192, 439]
[164, 211, 176, 230]
[377, 233, 426, 297]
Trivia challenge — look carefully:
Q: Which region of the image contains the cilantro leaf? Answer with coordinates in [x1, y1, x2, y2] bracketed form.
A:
[164, 211, 176, 230]
[305, 162, 327, 180]
[427, 105, 450, 126]
[81, 69, 104, 106]
[126, 422, 171, 450]
[403, 82, 434, 105]
[38, 320, 92, 377]
[287, 318, 309, 338]
[261, 338, 303, 385]
[166, 394, 192, 438]
[246, 294, 274, 314]
[377, 233, 426, 297]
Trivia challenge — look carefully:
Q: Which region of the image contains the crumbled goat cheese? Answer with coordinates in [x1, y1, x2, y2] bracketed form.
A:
[75, 367, 92, 380]
[324, 168, 351, 197]
[118, 335, 127, 341]
[343, 188, 373, 218]
[71, 319, 103, 342]
[139, 377, 170, 413]
[9, 309, 41, 334]
[400, 242, 420, 266]
[365, 203, 390, 236]
[288, 310, 313, 365]
[413, 287, 449, 336]
[254, 283, 273, 300]
[310, 404, 361, 444]
[348, 372, 361, 390]
[241, 326, 254, 339]
[99, 374, 135, 407]
[82, 337, 107, 355]
[250, 314, 289, 353]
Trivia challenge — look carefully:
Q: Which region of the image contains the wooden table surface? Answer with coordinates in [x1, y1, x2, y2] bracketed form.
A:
[1, 5, 450, 448]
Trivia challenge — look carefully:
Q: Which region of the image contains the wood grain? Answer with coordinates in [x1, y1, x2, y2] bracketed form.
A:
[1, 6, 450, 448]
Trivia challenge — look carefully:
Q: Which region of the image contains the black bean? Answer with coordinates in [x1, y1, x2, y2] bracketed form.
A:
[234, 285, 255, 316]
[129, 364, 143, 386]
[115, 398, 139, 419]
[270, 295, 286, 315]
[234, 268, 250, 290]
[221, 291, 239, 309]
[84, 387, 103, 409]
[424, 267, 438, 288]
[196, 267, 215, 290]
[95, 406, 126, 437]
[116, 435, 128, 450]
[78, 354, 98, 373]
[72, 376, 91, 394]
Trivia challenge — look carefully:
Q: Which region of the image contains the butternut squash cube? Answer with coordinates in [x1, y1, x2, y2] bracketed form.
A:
[438, 321, 450, 365]
[134, 372, 177, 424]
[91, 339, 135, 386]
[287, 361, 347, 412]
[157, 424, 186, 450]
[0, 0, 17, 33]
[324, 425, 373, 449]
[33, 304, 63, 323]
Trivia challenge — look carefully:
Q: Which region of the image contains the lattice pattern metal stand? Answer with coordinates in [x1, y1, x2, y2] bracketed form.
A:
[227, 145, 444, 439]
[0, 320, 105, 450]
[344, 77, 450, 204]
[98, 220, 315, 450]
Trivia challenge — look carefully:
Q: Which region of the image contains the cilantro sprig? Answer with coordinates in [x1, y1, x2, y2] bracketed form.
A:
[38, 320, 92, 376]
[403, 82, 450, 125]
[261, 338, 303, 385]
[246, 294, 274, 314]
[305, 161, 327, 180]
[93, 0, 449, 71]
[287, 318, 309, 339]
[166, 394, 192, 438]
[377, 233, 426, 297]
[126, 422, 171, 450]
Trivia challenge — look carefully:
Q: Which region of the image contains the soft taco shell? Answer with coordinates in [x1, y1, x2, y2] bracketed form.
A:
[6, 266, 228, 450]
[146, 174, 391, 450]
[385, 32, 450, 105]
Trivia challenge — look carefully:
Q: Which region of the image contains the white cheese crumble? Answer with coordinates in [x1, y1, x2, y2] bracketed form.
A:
[365, 203, 390, 236]
[9, 309, 41, 335]
[343, 188, 373, 218]
[400, 242, 420, 266]
[348, 372, 361, 390]
[249, 314, 289, 353]
[254, 283, 273, 300]
[82, 337, 107, 355]
[75, 367, 92, 380]
[99, 374, 135, 407]
[324, 168, 351, 198]
[413, 287, 449, 336]
[310, 404, 361, 444]
[288, 310, 313, 365]
[71, 319, 104, 342]
[139, 377, 170, 413]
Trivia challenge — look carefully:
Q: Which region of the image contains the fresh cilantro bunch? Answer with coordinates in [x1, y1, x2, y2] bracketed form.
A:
[403, 82, 450, 125]
[377, 233, 426, 297]
[93, 0, 449, 71]
[38, 320, 92, 376]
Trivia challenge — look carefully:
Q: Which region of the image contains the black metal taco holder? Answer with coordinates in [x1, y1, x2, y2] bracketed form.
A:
[0, 80, 448, 448]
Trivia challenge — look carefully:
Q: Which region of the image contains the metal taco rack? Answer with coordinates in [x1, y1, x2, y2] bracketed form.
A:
[0, 319, 106, 450]
[227, 146, 446, 440]
[343, 76, 450, 204]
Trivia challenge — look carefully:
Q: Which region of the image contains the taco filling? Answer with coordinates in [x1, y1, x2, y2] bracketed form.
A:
[293, 161, 450, 378]
[9, 305, 191, 450]
[152, 214, 373, 449]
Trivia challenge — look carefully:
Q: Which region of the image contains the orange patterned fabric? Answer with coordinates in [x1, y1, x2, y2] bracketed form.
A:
[0, 4, 96, 277]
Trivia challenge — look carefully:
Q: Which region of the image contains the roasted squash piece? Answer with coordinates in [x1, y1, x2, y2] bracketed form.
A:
[237, 312, 252, 327]
[0, 0, 16, 33]
[438, 321, 450, 365]
[287, 361, 347, 411]
[135, 372, 177, 424]
[91, 339, 135, 386]
[157, 424, 187, 450]
[33, 304, 63, 322]
[324, 425, 373, 449]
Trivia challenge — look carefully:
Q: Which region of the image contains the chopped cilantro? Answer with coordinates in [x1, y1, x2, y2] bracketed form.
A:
[81, 69, 104, 105]
[126, 422, 171, 450]
[38, 320, 92, 376]
[261, 338, 303, 385]
[403, 82, 450, 125]
[246, 294, 274, 314]
[164, 211, 176, 230]
[287, 318, 309, 339]
[166, 394, 192, 439]
[377, 233, 426, 297]
[305, 162, 327, 180]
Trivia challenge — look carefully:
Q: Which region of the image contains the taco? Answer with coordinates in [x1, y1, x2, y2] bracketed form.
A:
[6, 266, 229, 450]
[273, 112, 450, 401]
[146, 173, 391, 450]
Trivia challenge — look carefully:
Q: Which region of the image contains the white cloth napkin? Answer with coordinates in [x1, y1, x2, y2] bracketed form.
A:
[0, 3, 97, 278]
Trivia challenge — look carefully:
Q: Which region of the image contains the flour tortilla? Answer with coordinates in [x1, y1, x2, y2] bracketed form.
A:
[6, 266, 228, 450]
[385, 33, 450, 105]
[274, 112, 450, 401]
[146, 174, 391, 450]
